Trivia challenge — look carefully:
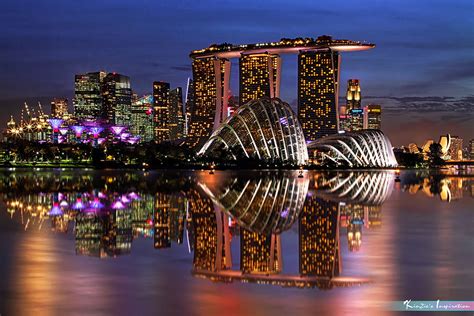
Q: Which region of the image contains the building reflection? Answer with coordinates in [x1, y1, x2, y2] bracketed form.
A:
[193, 171, 379, 288]
[299, 196, 340, 280]
[399, 172, 474, 202]
[75, 210, 133, 258]
[240, 230, 282, 274]
[189, 188, 232, 272]
[0, 170, 415, 289]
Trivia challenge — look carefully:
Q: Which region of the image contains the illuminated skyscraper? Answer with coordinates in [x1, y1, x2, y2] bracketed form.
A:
[184, 78, 194, 136]
[153, 81, 171, 143]
[73, 71, 106, 121]
[448, 136, 463, 160]
[50, 98, 68, 118]
[130, 94, 154, 142]
[299, 196, 340, 278]
[154, 194, 171, 249]
[364, 104, 382, 130]
[345, 79, 361, 111]
[189, 189, 232, 271]
[348, 108, 364, 131]
[240, 230, 281, 274]
[298, 49, 340, 141]
[169, 87, 186, 140]
[188, 36, 374, 147]
[187, 57, 230, 149]
[103, 73, 132, 125]
[239, 53, 281, 105]
[340, 79, 361, 131]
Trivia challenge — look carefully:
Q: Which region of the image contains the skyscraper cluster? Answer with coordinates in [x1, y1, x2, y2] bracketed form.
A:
[73, 73, 186, 144]
[4, 36, 393, 154]
[187, 35, 376, 150]
[339, 79, 382, 132]
[72, 72, 183, 143]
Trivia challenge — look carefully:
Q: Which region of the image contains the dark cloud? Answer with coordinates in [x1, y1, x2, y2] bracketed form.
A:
[364, 95, 474, 113]
[170, 65, 192, 72]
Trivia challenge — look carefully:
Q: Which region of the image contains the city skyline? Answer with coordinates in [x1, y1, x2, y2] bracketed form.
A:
[0, 2, 473, 314]
[1, 0, 473, 146]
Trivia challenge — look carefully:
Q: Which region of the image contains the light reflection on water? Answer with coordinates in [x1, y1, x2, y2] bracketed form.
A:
[0, 169, 472, 315]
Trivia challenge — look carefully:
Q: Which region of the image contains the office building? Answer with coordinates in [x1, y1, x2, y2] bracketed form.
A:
[448, 136, 463, 160]
[50, 98, 68, 118]
[103, 73, 132, 125]
[153, 81, 171, 143]
[130, 94, 154, 142]
[340, 79, 361, 132]
[73, 71, 106, 121]
[348, 108, 364, 131]
[345, 79, 361, 111]
[365, 104, 382, 130]
[169, 87, 186, 140]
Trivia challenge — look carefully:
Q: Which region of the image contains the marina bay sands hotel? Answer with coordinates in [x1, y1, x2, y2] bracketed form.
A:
[186, 35, 374, 149]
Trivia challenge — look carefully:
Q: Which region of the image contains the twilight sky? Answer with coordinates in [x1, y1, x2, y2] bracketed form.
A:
[1, 0, 473, 146]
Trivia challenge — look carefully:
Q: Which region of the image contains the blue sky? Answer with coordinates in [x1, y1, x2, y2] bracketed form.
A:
[1, 0, 473, 145]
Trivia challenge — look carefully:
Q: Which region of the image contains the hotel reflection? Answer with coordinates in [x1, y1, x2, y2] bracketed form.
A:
[4, 171, 468, 288]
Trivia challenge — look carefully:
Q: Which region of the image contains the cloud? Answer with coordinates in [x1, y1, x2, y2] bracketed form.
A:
[170, 65, 192, 72]
[363, 95, 474, 113]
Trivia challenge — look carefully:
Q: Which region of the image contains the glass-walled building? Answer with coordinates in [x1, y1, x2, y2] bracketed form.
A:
[74, 71, 106, 121]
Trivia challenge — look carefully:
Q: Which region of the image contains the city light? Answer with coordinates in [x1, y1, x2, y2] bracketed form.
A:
[47, 118, 63, 132]
[71, 125, 85, 138]
[110, 126, 126, 136]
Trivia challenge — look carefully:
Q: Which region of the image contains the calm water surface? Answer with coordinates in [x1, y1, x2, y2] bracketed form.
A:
[0, 169, 472, 315]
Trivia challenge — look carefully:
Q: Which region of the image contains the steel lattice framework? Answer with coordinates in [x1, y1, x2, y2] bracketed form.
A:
[308, 130, 398, 167]
[313, 171, 395, 205]
[199, 174, 309, 234]
[199, 97, 309, 165]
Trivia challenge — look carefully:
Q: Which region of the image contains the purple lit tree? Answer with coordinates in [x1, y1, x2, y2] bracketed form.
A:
[88, 126, 104, 147]
[48, 118, 63, 131]
[49, 203, 63, 216]
[89, 127, 104, 138]
[71, 125, 85, 139]
[127, 136, 140, 145]
[48, 118, 63, 143]
[120, 132, 130, 141]
[110, 126, 126, 136]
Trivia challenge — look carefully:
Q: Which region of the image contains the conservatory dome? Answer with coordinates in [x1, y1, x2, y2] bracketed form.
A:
[198, 97, 309, 165]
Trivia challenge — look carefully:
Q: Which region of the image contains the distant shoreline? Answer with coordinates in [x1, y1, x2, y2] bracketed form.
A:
[0, 163, 453, 171]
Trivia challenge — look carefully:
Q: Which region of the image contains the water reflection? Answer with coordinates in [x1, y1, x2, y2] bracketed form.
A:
[1, 169, 471, 291]
[399, 171, 474, 202]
